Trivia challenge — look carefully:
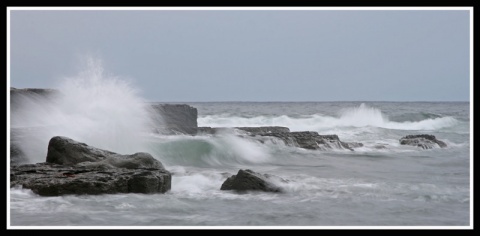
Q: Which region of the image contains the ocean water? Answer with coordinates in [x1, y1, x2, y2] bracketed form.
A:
[8, 63, 471, 228]
[9, 101, 471, 227]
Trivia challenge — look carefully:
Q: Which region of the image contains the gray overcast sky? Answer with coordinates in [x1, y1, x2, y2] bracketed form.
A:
[9, 9, 470, 102]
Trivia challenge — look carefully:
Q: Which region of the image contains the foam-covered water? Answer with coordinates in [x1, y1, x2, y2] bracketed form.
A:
[198, 103, 462, 132]
[9, 69, 471, 227]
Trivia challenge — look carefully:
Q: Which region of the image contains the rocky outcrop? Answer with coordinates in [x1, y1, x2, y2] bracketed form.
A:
[10, 163, 171, 196]
[46, 136, 116, 165]
[197, 126, 290, 135]
[149, 104, 198, 135]
[220, 169, 284, 193]
[10, 136, 171, 196]
[258, 131, 362, 151]
[197, 126, 362, 151]
[45, 136, 164, 169]
[399, 134, 447, 149]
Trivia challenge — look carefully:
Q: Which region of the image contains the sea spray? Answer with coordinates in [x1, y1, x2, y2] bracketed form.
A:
[10, 58, 159, 163]
[338, 103, 388, 127]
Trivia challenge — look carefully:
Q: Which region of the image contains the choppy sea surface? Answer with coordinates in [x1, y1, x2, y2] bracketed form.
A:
[9, 101, 471, 228]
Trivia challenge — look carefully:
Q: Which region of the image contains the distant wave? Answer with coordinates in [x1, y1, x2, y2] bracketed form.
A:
[389, 112, 443, 122]
[198, 103, 459, 131]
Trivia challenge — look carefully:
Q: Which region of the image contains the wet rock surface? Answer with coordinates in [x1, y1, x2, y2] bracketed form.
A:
[10, 136, 171, 196]
[399, 134, 447, 149]
[150, 104, 198, 135]
[220, 169, 284, 193]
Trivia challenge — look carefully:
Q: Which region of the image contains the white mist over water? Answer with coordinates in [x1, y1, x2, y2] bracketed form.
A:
[11, 58, 157, 163]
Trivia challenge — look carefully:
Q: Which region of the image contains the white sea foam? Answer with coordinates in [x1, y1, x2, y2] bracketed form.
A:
[198, 103, 459, 132]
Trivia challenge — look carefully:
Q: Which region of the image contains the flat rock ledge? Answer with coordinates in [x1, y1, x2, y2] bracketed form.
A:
[10, 136, 171, 196]
[198, 126, 363, 151]
[258, 131, 363, 151]
[399, 134, 447, 149]
[220, 169, 285, 193]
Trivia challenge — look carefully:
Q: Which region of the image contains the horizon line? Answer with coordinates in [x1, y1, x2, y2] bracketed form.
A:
[145, 100, 470, 103]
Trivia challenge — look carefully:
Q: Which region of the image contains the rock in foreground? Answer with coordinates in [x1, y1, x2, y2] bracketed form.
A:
[220, 169, 283, 193]
[399, 134, 447, 149]
[11, 163, 171, 196]
[10, 136, 171, 196]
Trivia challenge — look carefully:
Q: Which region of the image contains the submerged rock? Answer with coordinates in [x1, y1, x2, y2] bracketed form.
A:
[11, 136, 171, 196]
[399, 134, 447, 149]
[220, 169, 284, 193]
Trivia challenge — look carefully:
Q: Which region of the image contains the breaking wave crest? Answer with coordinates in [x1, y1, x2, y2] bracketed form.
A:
[198, 103, 459, 132]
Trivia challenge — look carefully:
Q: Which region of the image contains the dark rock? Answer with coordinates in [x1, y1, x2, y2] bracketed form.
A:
[46, 136, 116, 165]
[373, 144, 388, 149]
[197, 127, 217, 135]
[11, 136, 171, 196]
[259, 131, 361, 151]
[346, 142, 364, 149]
[290, 131, 321, 150]
[198, 126, 362, 151]
[149, 104, 198, 135]
[197, 126, 291, 136]
[127, 170, 171, 194]
[47, 136, 166, 170]
[196, 127, 232, 135]
[10, 163, 171, 196]
[220, 169, 283, 193]
[314, 134, 362, 150]
[399, 134, 447, 149]
[235, 126, 290, 134]
[76, 152, 165, 170]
